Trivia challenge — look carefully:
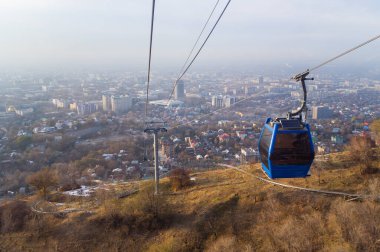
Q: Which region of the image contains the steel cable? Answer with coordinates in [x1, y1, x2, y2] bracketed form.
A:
[145, 0, 156, 120]
[220, 164, 380, 200]
[167, 0, 232, 105]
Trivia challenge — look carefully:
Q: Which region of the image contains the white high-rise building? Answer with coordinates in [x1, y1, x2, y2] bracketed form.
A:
[223, 95, 236, 108]
[212, 95, 236, 108]
[102, 95, 112, 111]
[312, 106, 333, 120]
[77, 102, 98, 115]
[111, 95, 132, 113]
[212, 95, 224, 108]
[175, 80, 185, 100]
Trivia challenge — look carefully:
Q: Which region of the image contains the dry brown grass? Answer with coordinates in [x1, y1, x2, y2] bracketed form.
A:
[1, 151, 380, 251]
[331, 200, 380, 252]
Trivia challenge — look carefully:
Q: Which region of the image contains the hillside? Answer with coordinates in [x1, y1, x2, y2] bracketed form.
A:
[0, 152, 379, 252]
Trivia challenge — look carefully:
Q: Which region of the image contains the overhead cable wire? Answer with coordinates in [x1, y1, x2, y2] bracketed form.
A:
[171, 34, 380, 129]
[292, 34, 380, 79]
[177, 0, 221, 77]
[145, 0, 156, 120]
[167, 0, 232, 105]
[142, 0, 156, 162]
[309, 34, 380, 72]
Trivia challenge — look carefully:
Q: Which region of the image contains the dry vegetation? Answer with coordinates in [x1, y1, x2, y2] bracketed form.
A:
[169, 168, 192, 191]
[0, 150, 379, 252]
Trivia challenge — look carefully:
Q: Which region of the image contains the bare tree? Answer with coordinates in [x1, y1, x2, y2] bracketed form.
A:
[169, 168, 191, 191]
[26, 168, 59, 199]
[346, 136, 376, 174]
[313, 162, 323, 185]
[370, 119, 380, 145]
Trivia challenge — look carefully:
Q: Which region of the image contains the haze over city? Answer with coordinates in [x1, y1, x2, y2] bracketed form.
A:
[1, 0, 379, 72]
[1, 1, 380, 251]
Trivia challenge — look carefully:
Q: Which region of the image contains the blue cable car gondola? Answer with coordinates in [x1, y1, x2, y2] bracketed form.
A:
[258, 70, 315, 179]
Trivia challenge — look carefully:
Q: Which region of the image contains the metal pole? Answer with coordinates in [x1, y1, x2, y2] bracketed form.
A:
[144, 125, 166, 195]
[153, 130, 159, 194]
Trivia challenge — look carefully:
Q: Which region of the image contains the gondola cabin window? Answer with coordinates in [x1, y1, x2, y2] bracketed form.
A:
[271, 132, 313, 165]
[259, 127, 272, 168]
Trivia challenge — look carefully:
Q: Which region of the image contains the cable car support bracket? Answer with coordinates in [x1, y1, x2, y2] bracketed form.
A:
[288, 69, 314, 120]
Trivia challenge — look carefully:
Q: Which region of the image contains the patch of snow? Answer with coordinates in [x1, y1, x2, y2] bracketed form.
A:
[63, 185, 96, 197]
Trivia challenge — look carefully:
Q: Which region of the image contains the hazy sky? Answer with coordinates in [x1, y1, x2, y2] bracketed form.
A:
[0, 0, 379, 72]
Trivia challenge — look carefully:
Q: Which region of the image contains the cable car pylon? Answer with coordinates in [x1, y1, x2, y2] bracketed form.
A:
[144, 121, 167, 194]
